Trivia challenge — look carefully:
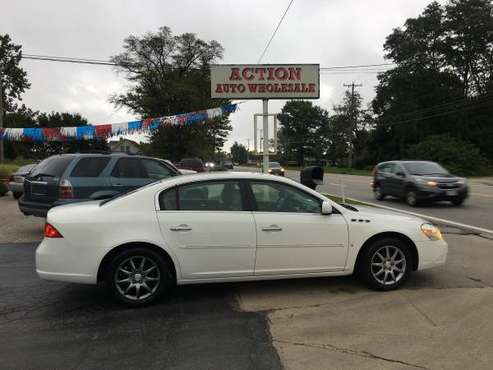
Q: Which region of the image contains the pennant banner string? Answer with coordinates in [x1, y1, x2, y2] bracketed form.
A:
[0, 104, 237, 142]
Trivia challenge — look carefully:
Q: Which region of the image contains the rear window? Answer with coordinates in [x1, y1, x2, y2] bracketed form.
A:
[70, 157, 110, 177]
[30, 156, 74, 178]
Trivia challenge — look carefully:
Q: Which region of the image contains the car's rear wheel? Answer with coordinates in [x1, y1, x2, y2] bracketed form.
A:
[12, 191, 22, 199]
[362, 238, 412, 291]
[106, 247, 172, 307]
[405, 189, 419, 207]
[374, 185, 385, 200]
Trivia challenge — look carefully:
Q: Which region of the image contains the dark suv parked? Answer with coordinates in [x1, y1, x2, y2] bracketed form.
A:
[371, 160, 468, 206]
[19, 153, 180, 217]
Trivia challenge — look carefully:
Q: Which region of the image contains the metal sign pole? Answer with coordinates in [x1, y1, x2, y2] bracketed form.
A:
[262, 99, 269, 173]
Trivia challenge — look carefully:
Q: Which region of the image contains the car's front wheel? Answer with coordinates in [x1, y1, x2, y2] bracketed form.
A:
[106, 247, 172, 307]
[451, 197, 465, 206]
[405, 189, 419, 207]
[361, 238, 412, 291]
[374, 185, 385, 200]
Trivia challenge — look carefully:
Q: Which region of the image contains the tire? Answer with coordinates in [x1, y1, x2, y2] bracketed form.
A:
[374, 185, 385, 200]
[106, 247, 173, 307]
[13, 192, 22, 199]
[405, 189, 419, 207]
[361, 237, 412, 291]
[451, 197, 465, 206]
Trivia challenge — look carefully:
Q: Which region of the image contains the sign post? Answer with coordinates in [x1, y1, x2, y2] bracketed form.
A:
[262, 99, 269, 173]
[210, 64, 320, 173]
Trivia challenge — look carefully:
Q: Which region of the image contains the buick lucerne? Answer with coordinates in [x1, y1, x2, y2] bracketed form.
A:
[36, 172, 448, 306]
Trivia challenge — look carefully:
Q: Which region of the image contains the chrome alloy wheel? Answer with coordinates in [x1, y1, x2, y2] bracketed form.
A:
[114, 256, 161, 301]
[370, 246, 407, 286]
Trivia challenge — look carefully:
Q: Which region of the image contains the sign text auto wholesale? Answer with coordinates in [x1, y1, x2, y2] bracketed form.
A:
[210, 64, 320, 99]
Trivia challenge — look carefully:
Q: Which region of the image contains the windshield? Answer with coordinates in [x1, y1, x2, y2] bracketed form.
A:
[269, 162, 281, 168]
[403, 162, 449, 176]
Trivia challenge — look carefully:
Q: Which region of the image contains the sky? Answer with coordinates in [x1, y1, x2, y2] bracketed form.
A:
[1, 0, 442, 151]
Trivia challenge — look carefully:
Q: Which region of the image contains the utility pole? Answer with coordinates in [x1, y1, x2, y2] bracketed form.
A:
[343, 82, 362, 169]
[246, 138, 250, 164]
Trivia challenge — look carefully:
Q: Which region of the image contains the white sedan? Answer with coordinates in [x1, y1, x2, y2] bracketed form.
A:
[36, 172, 447, 306]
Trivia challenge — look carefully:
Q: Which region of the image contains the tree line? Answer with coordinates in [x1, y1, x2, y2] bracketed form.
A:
[1, 0, 492, 176]
[275, 0, 493, 176]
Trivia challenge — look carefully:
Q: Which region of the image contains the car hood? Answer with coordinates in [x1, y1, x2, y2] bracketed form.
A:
[413, 174, 459, 182]
[348, 205, 426, 223]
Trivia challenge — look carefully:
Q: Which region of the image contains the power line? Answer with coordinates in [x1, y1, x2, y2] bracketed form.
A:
[320, 63, 394, 70]
[21, 52, 395, 73]
[22, 54, 116, 66]
[377, 90, 493, 124]
[257, 0, 295, 63]
[383, 101, 493, 128]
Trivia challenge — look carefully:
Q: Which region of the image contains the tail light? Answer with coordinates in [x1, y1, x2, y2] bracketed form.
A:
[44, 223, 63, 238]
[59, 179, 73, 199]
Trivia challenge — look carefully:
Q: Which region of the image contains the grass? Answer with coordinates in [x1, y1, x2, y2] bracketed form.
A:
[242, 163, 372, 176]
[323, 193, 370, 207]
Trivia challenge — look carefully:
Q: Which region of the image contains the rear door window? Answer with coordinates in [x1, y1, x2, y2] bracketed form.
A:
[177, 181, 243, 211]
[141, 159, 175, 180]
[159, 188, 178, 210]
[70, 157, 110, 177]
[30, 156, 74, 178]
[111, 158, 145, 178]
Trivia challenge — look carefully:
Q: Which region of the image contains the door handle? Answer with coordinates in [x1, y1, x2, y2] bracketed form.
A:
[170, 224, 192, 231]
[113, 183, 124, 187]
[262, 225, 282, 232]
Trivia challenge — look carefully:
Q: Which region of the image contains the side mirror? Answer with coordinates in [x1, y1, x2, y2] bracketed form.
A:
[396, 171, 405, 178]
[321, 201, 333, 215]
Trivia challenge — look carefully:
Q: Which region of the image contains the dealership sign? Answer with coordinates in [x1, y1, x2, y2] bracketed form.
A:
[211, 64, 320, 99]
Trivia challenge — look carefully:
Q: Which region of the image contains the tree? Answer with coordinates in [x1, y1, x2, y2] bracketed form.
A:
[3, 110, 108, 160]
[329, 90, 372, 168]
[407, 135, 488, 176]
[278, 101, 330, 166]
[111, 26, 232, 161]
[1, 34, 30, 162]
[230, 142, 248, 164]
[371, 0, 493, 167]
[0, 34, 30, 112]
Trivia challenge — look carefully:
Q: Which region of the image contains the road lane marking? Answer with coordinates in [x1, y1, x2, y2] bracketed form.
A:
[324, 193, 493, 236]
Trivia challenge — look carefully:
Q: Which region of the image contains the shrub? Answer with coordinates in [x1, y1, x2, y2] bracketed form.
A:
[406, 135, 490, 176]
[0, 168, 9, 196]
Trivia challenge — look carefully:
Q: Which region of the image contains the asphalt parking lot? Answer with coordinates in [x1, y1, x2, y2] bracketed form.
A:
[1, 193, 493, 369]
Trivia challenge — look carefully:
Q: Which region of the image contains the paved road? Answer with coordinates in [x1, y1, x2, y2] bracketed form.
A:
[237, 167, 493, 231]
[3, 233, 493, 369]
[0, 243, 281, 370]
